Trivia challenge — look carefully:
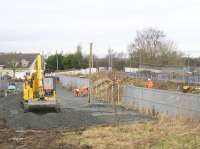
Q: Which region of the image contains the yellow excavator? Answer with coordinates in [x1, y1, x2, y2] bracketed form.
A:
[22, 54, 59, 112]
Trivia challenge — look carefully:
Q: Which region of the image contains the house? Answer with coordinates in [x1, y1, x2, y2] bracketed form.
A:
[0, 53, 38, 79]
[0, 65, 5, 79]
[0, 65, 4, 71]
[0, 53, 38, 68]
[21, 59, 30, 68]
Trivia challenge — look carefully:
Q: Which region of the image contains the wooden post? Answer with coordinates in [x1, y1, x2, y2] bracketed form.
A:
[112, 84, 114, 106]
[112, 82, 118, 125]
[118, 83, 120, 104]
[88, 43, 93, 103]
[112, 83, 116, 114]
[106, 87, 108, 102]
[96, 87, 97, 98]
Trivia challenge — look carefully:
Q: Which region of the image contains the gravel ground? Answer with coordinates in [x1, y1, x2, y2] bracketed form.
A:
[0, 83, 150, 129]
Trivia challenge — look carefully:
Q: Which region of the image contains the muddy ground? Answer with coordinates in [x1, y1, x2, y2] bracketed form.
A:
[0, 127, 89, 149]
[0, 83, 150, 129]
[0, 83, 151, 148]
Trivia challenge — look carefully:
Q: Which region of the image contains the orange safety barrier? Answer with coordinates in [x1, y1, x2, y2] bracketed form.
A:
[73, 87, 89, 97]
[81, 87, 89, 96]
[147, 80, 154, 88]
[73, 88, 80, 96]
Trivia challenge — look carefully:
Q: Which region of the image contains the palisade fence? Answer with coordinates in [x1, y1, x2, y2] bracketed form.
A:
[58, 75, 200, 119]
[127, 72, 200, 84]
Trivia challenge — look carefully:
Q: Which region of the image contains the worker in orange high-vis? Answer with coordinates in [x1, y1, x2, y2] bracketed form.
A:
[147, 78, 154, 88]
[74, 88, 80, 96]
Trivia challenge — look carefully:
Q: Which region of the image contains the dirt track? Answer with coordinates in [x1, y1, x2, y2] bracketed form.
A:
[0, 83, 150, 129]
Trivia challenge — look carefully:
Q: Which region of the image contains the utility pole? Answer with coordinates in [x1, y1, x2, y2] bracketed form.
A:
[108, 53, 110, 69]
[91, 50, 94, 68]
[56, 50, 58, 71]
[187, 55, 190, 70]
[139, 51, 142, 69]
[186, 54, 190, 85]
[88, 42, 93, 103]
[110, 50, 113, 69]
[108, 48, 113, 71]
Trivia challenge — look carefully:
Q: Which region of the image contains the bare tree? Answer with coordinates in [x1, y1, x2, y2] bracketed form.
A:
[128, 28, 184, 67]
[8, 53, 19, 79]
[105, 49, 127, 71]
[113, 52, 127, 71]
[127, 43, 136, 67]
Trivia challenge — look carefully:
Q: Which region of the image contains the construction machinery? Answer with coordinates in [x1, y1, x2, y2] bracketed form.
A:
[181, 85, 200, 94]
[22, 54, 59, 112]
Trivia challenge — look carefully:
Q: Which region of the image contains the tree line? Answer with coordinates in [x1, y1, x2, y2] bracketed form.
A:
[45, 45, 88, 71]
[46, 28, 200, 71]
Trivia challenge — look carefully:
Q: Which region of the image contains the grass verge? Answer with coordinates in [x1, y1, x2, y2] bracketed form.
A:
[59, 117, 200, 149]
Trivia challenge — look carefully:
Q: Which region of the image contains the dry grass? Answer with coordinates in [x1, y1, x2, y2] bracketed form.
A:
[91, 72, 181, 91]
[60, 117, 200, 149]
[1, 117, 199, 149]
[125, 78, 181, 91]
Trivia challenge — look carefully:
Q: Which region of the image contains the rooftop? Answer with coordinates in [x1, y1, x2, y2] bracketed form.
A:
[0, 53, 38, 68]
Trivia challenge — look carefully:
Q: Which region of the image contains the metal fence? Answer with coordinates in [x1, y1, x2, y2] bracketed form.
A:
[127, 72, 200, 84]
[0, 80, 7, 91]
[58, 75, 200, 119]
[122, 85, 200, 119]
[58, 75, 89, 87]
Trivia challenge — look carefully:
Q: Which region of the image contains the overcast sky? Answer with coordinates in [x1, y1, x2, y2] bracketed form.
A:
[0, 0, 200, 57]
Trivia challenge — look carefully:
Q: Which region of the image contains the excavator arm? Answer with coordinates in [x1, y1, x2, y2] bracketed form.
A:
[23, 54, 59, 112]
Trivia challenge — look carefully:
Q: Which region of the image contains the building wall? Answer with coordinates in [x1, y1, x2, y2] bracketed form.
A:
[0, 66, 3, 71]
[21, 59, 29, 68]
[1, 68, 33, 79]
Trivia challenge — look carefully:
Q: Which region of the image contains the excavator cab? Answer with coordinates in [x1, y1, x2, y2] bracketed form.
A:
[43, 77, 56, 98]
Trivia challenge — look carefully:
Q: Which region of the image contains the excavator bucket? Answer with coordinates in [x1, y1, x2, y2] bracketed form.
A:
[23, 100, 60, 112]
